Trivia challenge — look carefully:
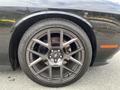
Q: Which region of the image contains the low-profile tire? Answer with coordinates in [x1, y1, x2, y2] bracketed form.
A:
[18, 18, 92, 87]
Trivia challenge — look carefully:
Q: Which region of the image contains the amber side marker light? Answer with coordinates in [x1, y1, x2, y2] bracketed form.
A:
[100, 44, 119, 49]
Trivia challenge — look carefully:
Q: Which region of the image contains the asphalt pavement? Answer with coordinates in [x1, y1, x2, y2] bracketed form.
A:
[0, 51, 120, 90]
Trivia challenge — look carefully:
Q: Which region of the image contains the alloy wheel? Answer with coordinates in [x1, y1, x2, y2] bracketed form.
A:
[26, 27, 85, 83]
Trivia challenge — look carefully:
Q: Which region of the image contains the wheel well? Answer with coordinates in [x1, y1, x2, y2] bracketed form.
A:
[9, 13, 97, 70]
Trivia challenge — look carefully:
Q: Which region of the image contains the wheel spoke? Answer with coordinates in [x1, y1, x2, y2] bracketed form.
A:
[69, 56, 82, 66]
[29, 57, 42, 67]
[69, 48, 83, 56]
[27, 49, 41, 56]
[63, 38, 78, 47]
[60, 66, 63, 80]
[49, 66, 52, 80]
[32, 39, 49, 48]
[47, 30, 51, 48]
[63, 65, 76, 74]
[60, 30, 63, 48]
[27, 48, 48, 59]
[35, 66, 49, 75]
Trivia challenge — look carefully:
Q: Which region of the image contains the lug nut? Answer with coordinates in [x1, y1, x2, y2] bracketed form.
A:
[63, 61, 67, 64]
[51, 50, 54, 52]
[58, 50, 60, 52]
[54, 59, 57, 63]
[60, 56, 62, 58]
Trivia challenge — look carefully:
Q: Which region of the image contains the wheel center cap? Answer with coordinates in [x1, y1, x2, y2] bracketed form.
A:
[48, 49, 63, 66]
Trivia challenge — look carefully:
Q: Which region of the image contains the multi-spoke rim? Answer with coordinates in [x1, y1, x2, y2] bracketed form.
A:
[26, 27, 85, 83]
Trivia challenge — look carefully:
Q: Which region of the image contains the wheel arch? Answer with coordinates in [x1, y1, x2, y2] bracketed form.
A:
[9, 11, 97, 70]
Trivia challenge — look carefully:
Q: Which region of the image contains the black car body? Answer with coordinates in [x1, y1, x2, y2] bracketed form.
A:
[0, 0, 120, 87]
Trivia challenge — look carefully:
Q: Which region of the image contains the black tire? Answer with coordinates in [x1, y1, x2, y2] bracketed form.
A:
[18, 18, 92, 87]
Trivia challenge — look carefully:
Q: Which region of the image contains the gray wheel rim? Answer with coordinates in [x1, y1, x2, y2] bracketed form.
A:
[26, 27, 85, 84]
